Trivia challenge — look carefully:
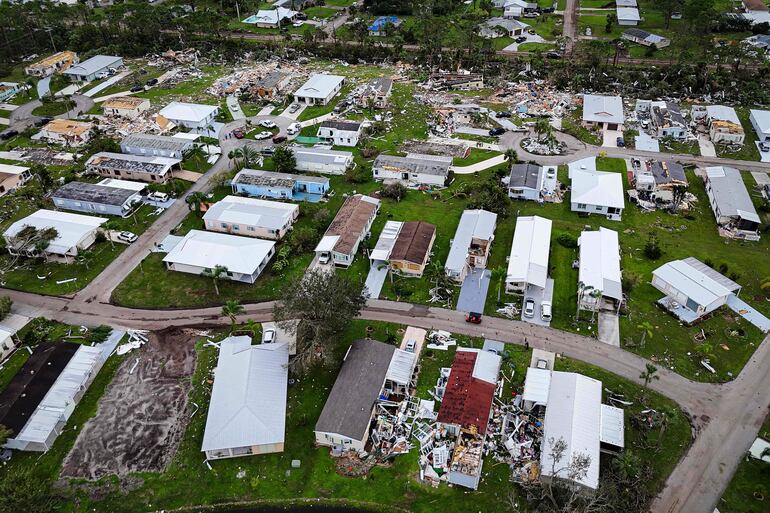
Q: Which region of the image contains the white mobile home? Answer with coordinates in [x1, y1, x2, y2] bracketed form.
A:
[569, 163, 625, 221]
[292, 147, 354, 175]
[702, 166, 760, 240]
[445, 209, 497, 282]
[203, 196, 299, 240]
[373, 153, 452, 187]
[750, 109, 770, 143]
[577, 228, 622, 310]
[505, 216, 552, 294]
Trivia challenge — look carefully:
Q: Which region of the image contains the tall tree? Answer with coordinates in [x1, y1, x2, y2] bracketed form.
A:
[201, 265, 229, 295]
[221, 300, 245, 332]
[185, 191, 207, 213]
[272, 146, 296, 174]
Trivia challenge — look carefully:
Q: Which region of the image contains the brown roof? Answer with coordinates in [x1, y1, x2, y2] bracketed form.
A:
[43, 118, 92, 136]
[744, 0, 769, 12]
[28, 51, 77, 70]
[103, 96, 148, 110]
[389, 221, 436, 264]
[325, 195, 379, 255]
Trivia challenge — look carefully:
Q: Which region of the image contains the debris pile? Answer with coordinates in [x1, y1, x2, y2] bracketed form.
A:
[206, 61, 305, 98]
[493, 81, 575, 118]
[115, 330, 149, 356]
[426, 331, 457, 351]
[146, 48, 200, 67]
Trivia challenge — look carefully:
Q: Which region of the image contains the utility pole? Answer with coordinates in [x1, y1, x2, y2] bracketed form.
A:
[45, 27, 56, 53]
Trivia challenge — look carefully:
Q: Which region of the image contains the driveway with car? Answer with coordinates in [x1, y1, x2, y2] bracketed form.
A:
[456, 268, 491, 313]
[520, 279, 554, 327]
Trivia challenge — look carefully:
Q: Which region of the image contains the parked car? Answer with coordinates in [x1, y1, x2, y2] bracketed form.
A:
[130, 84, 144, 92]
[496, 111, 512, 118]
[118, 231, 138, 243]
[524, 298, 536, 318]
[489, 127, 506, 136]
[288, 103, 302, 113]
[333, 101, 349, 114]
[292, 21, 304, 27]
[515, 36, 527, 44]
[465, 312, 483, 324]
[0, 129, 18, 140]
[95, 71, 109, 80]
[542, 7, 555, 13]
[546, 51, 562, 59]
[254, 131, 272, 140]
[34, 117, 52, 127]
[146, 78, 158, 86]
[230, 103, 240, 112]
[616, 137, 625, 147]
[148, 191, 169, 202]
[272, 134, 287, 144]
[405, 338, 416, 353]
[540, 301, 552, 322]
[760, 141, 770, 152]
[232, 129, 244, 139]
[260, 146, 275, 155]
[260, 119, 277, 128]
[523, 12, 540, 18]
[318, 253, 331, 265]
[262, 328, 276, 344]
[286, 122, 302, 135]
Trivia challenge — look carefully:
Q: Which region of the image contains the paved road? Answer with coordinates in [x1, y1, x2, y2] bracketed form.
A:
[563, 0, 579, 53]
[8, 94, 95, 131]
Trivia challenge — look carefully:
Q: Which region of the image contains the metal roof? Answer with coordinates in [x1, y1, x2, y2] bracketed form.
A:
[159, 102, 218, 123]
[652, 258, 739, 307]
[201, 336, 289, 452]
[294, 74, 345, 99]
[578, 228, 622, 301]
[292, 146, 353, 166]
[508, 163, 542, 189]
[385, 348, 418, 386]
[522, 367, 551, 406]
[163, 230, 275, 274]
[374, 153, 452, 177]
[53, 181, 138, 206]
[600, 404, 625, 448]
[0, 163, 30, 175]
[370, 220, 402, 261]
[86, 152, 180, 177]
[582, 94, 625, 125]
[705, 105, 741, 125]
[320, 120, 362, 132]
[506, 215, 551, 289]
[751, 109, 770, 135]
[616, 7, 641, 21]
[704, 166, 760, 223]
[203, 196, 298, 231]
[121, 133, 193, 153]
[63, 55, 121, 76]
[4, 209, 107, 255]
[445, 209, 497, 273]
[570, 168, 625, 209]
[317, 194, 379, 255]
[233, 168, 329, 187]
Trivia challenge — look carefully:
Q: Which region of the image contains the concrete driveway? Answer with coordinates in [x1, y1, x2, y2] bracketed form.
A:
[602, 129, 622, 147]
[226, 95, 245, 120]
[456, 268, 491, 313]
[521, 279, 554, 327]
[598, 311, 620, 347]
[698, 135, 717, 157]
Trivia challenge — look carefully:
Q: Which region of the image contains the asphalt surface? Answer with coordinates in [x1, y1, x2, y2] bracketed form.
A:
[8, 94, 94, 131]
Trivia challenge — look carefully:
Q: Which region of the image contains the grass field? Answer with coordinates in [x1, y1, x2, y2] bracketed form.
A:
[719, 414, 770, 513]
[31, 99, 74, 117]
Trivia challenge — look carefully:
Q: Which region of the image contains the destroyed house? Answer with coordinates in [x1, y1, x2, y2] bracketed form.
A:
[253, 71, 291, 98]
[703, 166, 760, 240]
[0, 82, 21, 102]
[52, 181, 142, 217]
[445, 209, 497, 281]
[317, 120, 363, 147]
[203, 196, 299, 240]
[0, 163, 33, 197]
[621, 28, 671, 48]
[38, 119, 92, 147]
[634, 160, 687, 204]
[314, 194, 379, 267]
[369, 220, 437, 277]
[699, 105, 745, 145]
[120, 133, 194, 159]
[86, 152, 180, 183]
[437, 348, 501, 490]
[292, 147, 354, 175]
[649, 101, 686, 140]
[372, 153, 452, 187]
[24, 51, 78, 77]
[356, 77, 393, 109]
[231, 169, 329, 202]
[102, 96, 150, 119]
[430, 73, 484, 91]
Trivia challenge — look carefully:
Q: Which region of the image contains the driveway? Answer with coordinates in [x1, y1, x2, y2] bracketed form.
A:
[521, 279, 554, 327]
[226, 95, 245, 120]
[755, 142, 770, 163]
[82, 71, 132, 98]
[363, 260, 388, 299]
[598, 311, 620, 347]
[501, 33, 548, 52]
[456, 268, 491, 313]
[698, 135, 717, 157]
[726, 295, 770, 332]
[602, 129, 622, 147]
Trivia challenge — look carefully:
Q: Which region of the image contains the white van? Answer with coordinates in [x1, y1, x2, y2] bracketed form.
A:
[286, 122, 302, 136]
[540, 301, 552, 322]
[148, 191, 169, 203]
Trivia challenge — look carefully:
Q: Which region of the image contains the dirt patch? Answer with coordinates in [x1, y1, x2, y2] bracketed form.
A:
[61, 328, 197, 480]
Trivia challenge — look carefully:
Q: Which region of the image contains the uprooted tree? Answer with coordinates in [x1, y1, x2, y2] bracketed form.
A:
[1, 225, 59, 271]
[273, 269, 366, 373]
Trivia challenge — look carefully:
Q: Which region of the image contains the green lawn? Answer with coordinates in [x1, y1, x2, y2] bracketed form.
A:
[31, 99, 74, 117]
[452, 148, 501, 166]
[304, 6, 337, 19]
[714, 107, 762, 162]
[720, 414, 770, 513]
[296, 86, 353, 122]
[562, 107, 602, 145]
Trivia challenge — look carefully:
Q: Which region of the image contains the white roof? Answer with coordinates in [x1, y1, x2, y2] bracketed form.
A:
[293, 146, 353, 166]
[751, 109, 770, 136]
[522, 367, 551, 406]
[294, 74, 345, 100]
[706, 105, 741, 125]
[445, 209, 497, 273]
[385, 348, 418, 386]
[4, 209, 107, 255]
[600, 404, 625, 448]
[540, 371, 602, 490]
[652, 259, 734, 307]
[582, 94, 625, 125]
[506, 215, 551, 288]
[315, 235, 339, 253]
[251, 8, 297, 25]
[96, 178, 146, 192]
[0, 163, 30, 175]
[704, 166, 760, 223]
[63, 55, 121, 76]
[578, 228, 622, 300]
[749, 437, 770, 462]
[16, 345, 103, 444]
[616, 0, 636, 6]
[458, 347, 501, 384]
[201, 336, 289, 452]
[616, 7, 641, 21]
[163, 230, 275, 275]
[203, 196, 298, 231]
[570, 168, 625, 210]
[744, 11, 770, 24]
[159, 101, 218, 123]
[370, 220, 402, 261]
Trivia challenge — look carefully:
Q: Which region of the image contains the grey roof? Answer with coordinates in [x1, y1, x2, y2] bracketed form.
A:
[256, 71, 287, 90]
[373, 153, 452, 177]
[705, 166, 760, 223]
[583, 94, 624, 125]
[86, 152, 179, 176]
[649, 160, 687, 185]
[371, 77, 393, 94]
[121, 133, 192, 153]
[445, 209, 497, 273]
[320, 120, 362, 132]
[682, 256, 742, 292]
[509, 163, 542, 189]
[292, 147, 353, 166]
[53, 181, 137, 206]
[63, 55, 121, 76]
[651, 102, 685, 128]
[314, 339, 395, 441]
[233, 168, 330, 188]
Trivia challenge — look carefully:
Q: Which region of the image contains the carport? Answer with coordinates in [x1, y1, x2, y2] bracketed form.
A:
[456, 268, 491, 313]
[521, 278, 554, 327]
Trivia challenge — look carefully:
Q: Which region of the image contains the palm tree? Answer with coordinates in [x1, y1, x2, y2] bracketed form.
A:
[240, 145, 261, 168]
[491, 266, 507, 304]
[639, 363, 659, 389]
[221, 300, 245, 333]
[637, 321, 654, 348]
[201, 265, 229, 295]
[228, 148, 243, 169]
[575, 281, 587, 321]
[425, 260, 444, 287]
[76, 249, 93, 270]
[534, 118, 553, 142]
[243, 319, 261, 340]
[185, 191, 207, 213]
[183, 145, 207, 172]
[504, 149, 518, 172]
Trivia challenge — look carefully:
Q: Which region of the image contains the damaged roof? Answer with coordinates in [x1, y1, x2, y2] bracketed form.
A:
[374, 153, 452, 177]
[389, 221, 436, 264]
[233, 168, 330, 187]
[320, 194, 379, 255]
[53, 181, 138, 206]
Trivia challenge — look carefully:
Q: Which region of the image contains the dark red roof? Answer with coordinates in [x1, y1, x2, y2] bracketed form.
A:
[437, 350, 496, 434]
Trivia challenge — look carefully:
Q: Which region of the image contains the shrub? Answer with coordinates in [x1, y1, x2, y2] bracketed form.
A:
[380, 181, 407, 201]
[556, 233, 578, 248]
[644, 234, 662, 260]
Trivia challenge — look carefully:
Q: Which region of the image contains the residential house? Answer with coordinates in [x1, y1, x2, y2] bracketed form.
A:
[652, 257, 742, 324]
[622, 28, 671, 48]
[577, 227, 622, 310]
[201, 336, 289, 460]
[636, 100, 687, 140]
[63, 55, 122, 82]
[617, 7, 641, 25]
[702, 166, 761, 240]
[231, 169, 330, 202]
[582, 94, 625, 131]
[86, 152, 180, 184]
[38, 119, 93, 147]
[158, 102, 219, 130]
[3, 209, 107, 262]
[0, 163, 33, 197]
[750, 109, 770, 143]
[633, 159, 688, 205]
[0, 82, 21, 102]
[292, 146, 354, 175]
[274, 0, 314, 8]
[24, 51, 78, 77]
[1, 343, 106, 452]
[373, 153, 452, 187]
[445, 209, 497, 282]
[436, 347, 502, 490]
[370, 220, 437, 277]
[246, 8, 298, 28]
[569, 162, 625, 220]
[102, 96, 150, 119]
[501, 0, 537, 18]
[52, 180, 142, 217]
[355, 77, 393, 109]
[479, 17, 529, 38]
[253, 71, 292, 98]
[0, 327, 15, 362]
[293, 74, 345, 105]
[315, 339, 417, 452]
[429, 72, 484, 91]
[743, 0, 770, 25]
[506, 163, 558, 201]
[693, 105, 745, 145]
[314, 194, 380, 266]
[120, 132, 194, 159]
[163, 230, 276, 283]
[505, 216, 551, 294]
[369, 15, 402, 36]
[317, 120, 363, 147]
[203, 196, 299, 240]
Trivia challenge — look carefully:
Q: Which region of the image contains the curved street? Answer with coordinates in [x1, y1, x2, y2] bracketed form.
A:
[8, 93, 95, 131]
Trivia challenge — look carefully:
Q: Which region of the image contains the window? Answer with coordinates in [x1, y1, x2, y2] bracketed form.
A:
[595, 205, 603, 211]
[577, 203, 586, 209]
[221, 223, 228, 228]
[232, 225, 240, 230]
[247, 226, 255, 231]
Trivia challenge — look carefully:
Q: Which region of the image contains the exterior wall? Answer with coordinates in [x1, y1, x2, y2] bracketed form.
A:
[165, 247, 274, 284]
[204, 218, 294, 241]
[53, 197, 132, 217]
[0, 333, 16, 362]
[314, 431, 367, 452]
[571, 202, 623, 221]
[0, 83, 21, 102]
[710, 126, 745, 145]
[66, 57, 124, 81]
[205, 441, 284, 460]
[93, 166, 171, 184]
[507, 186, 540, 201]
[120, 142, 188, 159]
[317, 127, 360, 147]
[295, 160, 350, 175]
[506, 279, 527, 294]
[659, 126, 687, 140]
[104, 103, 149, 119]
[232, 183, 295, 200]
[40, 130, 91, 147]
[373, 167, 447, 187]
[169, 108, 219, 129]
[750, 112, 770, 143]
[296, 81, 343, 106]
[0, 171, 32, 197]
[618, 18, 639, 26]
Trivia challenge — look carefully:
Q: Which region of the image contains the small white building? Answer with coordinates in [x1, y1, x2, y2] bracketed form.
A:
[38, 119, 93, 147]
[246, 8, 298, 28]
[702, 166, 760, 240]
[582, 94, 625, 131]
[569, 162, 624, 221]
[203, 196, 299, 240]
[317, 120, 363, 147]
[445, 209, 497, 282]
[704, 105, 745, 145]
[372, 153, 452, 187]
[201, 336, 289, 460]
[158, 102, 219, 130]
[750, 109, 770, 143]
[505, 216, 552, 294]
[0, 163, 33, 197]
[315, 194, 380, 267]
[616, 7, 641, 25]
[294, 74, 345, 105]
[292, 146, 354, 175]
[102, 96, 150, 119]
[578, 228, 622, 310]
[163, 230, 275, 284]
[3, 209, 107, 263]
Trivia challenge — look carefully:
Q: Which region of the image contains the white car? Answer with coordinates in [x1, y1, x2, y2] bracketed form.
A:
[286, 122, 301, 135]
[540, 301, 552, 322]
[293, 21, 304, 27]
[523, 298, 536, 318]
[260, 120, 276, 129]
[230, 103, 240, 111]
[118, 231, 138, 243]
[318, 254, 331, 265]
[262, 328, 276, 344]
[148, 191, 169, 202]
[254, 131, 272, 140]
